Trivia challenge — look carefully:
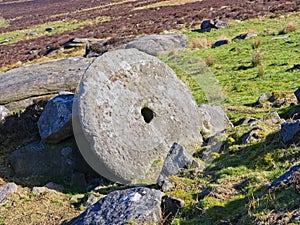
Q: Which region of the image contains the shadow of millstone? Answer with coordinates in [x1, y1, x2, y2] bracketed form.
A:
[9, 136, 98, 185]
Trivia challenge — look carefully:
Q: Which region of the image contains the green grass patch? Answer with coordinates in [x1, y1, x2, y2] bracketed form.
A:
[0, 16, 111, 44]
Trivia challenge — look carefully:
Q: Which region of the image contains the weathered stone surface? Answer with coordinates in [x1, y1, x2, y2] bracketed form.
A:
[85, 40, 108, 58]
[70, 187, 164, 225]
[157, 143, 200, 191]
[0, 183, 18, 203]
[258, 92, 273, 104]
[0, 105, 9, 121]
[233, 32, 258, 41]
[37, 94, 74, 144]
[0, 57, 92, 110]
[125, 34, 188, 56]
[73, 49, 202, 184]
[213, 19, 230, 29]
[294, 87, 300, 103]
[9, 138, 95, 178]
[199, 104, 233, 140]
[281, 120, 300, 144]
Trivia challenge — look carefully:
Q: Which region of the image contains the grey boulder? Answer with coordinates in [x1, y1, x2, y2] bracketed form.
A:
[199, 104, 233, 140]
[73, 48, 202, 184]
[125, 34, 188, 56]
[0, 57, 92, 110]
[0, 105, 9, 121]
[157, 143, 201, 191]
[9, 138, 94, 178]
[281, 120, 300, 144]
[37, 94, 74, 144]
[0, 183, 18, 203]
[69, 187, 164, 225]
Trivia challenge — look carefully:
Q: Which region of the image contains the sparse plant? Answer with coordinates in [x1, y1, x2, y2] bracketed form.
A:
[204, 56, 214, 67]
[279, 22, 297, 35]
[257, 63, 265, 77]
[190, 38, 208, 49]
[251, 50, 264, 67]
[251, 39, 262, 49]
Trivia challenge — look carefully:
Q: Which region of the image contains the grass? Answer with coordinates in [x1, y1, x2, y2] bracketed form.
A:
[0, 16, 111, 44]
[156, 13, 300, 224]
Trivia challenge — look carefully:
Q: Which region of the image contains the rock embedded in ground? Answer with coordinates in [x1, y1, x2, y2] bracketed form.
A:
[0, 105, 9, 121]
[199, 104, 233, 140]
[72, 48, 202, 184]
[125, 34, 188, 56]
[69, 187, 164, 225]
[157, 143, 201, 191]
[0, 57, 92, 110]
[0, 183, 18, 202]
[9, 138, 95, 179]
[281, 120, 300, 144]
[37, 94, 74, 144]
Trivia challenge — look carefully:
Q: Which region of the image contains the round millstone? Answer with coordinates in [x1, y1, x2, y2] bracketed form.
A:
[72, 48, 202, 184]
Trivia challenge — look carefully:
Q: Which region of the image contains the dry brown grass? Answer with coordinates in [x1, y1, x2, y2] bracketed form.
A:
[279, 22, 297, 34]
[204, 56, 214, 67]
[190, 38, 209, 49]
[251, 50, 264, 67]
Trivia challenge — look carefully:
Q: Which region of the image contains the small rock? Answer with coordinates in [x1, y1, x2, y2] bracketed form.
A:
[125, 34, 188, 56]
[85, 40, 108, 58]
[45, 27, 54, 32]
[0, 105, 9, 121]
[69, 187, 164, 225]
[157, 143, 200, 191]
[281, 120, 300, 144]
[212, 39, 229, 48]
[234, 117, 258, 126]
[32, 186, 54, 195]
[213, 19, 230, 29]
[242, 126, 265, 144]
[86, 194, 102, 207]
[27, 32, 37, 36]
[258, 92, 273, 104]
[45, 182, 64, 192]
[294, 88, 300, 103]
[271, 35, 289, 40]
[199, 104, 233, 140]
[0, 183, 18, 202]
[233, 32, 258, 41]
[287, 64, 300, 72]
[37, 94, 74, 144]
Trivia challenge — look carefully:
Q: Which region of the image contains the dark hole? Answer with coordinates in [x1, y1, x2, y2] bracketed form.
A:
[141, 107, 154, 123]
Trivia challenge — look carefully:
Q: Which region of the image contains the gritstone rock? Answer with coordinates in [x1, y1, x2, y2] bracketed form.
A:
[69, 187, 164, 225]
[157, 143, 201, 191]
[199, 104, 233, 140]
[0, 57, 92, 111]
[0, 183, 18, 203]
[281, 120, 300, 144]
[72, 48, 202, 184]
[0, 105, 9, 121]
[125, 34, 188, 56]
[37, 94, 74, 144]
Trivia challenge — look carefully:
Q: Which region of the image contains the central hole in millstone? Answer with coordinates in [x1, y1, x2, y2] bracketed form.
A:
[141, 107, 154, 123]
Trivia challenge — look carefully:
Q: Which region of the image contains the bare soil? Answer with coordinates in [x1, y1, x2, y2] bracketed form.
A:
[0, 0, 300, 69]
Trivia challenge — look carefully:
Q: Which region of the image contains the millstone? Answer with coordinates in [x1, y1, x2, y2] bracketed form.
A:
[72, 49, 202, 184]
